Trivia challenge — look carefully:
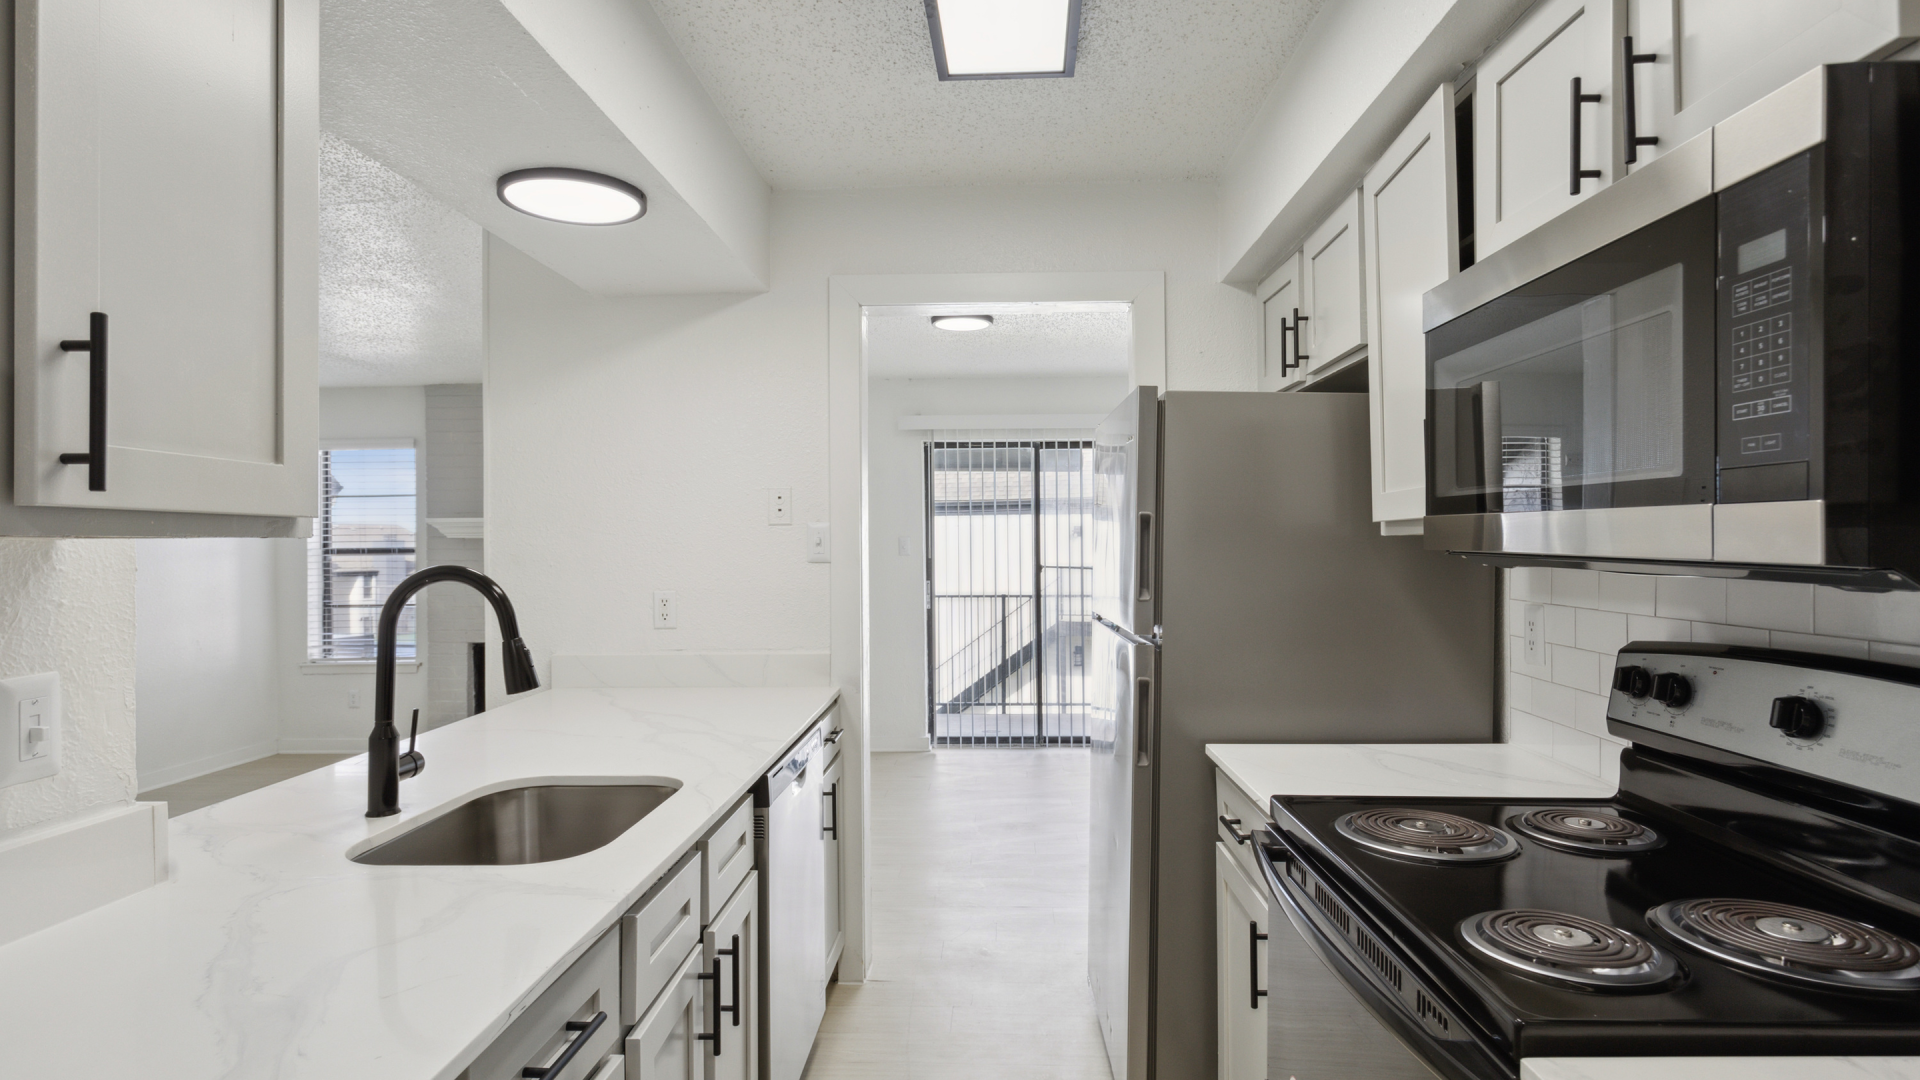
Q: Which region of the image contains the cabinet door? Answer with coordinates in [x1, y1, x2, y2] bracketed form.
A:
[1300, 191, 1365, 373]
[1625, 0, 1917, 173]
[16, 0, 317, 518]
[706, 873, 758, 1080]
[626, 947, 709, 1080]
[821, 754, 844, 974]
[1214, 843, 1268, 1080]
[1257, 253, 1305, 392]
[1475, 0, 1626, 257]
[1363, 86, 1458, 529]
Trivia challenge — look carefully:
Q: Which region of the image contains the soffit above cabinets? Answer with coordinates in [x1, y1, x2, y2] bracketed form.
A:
[647, 0, 1324, 189]
[322, 0, 770, 296]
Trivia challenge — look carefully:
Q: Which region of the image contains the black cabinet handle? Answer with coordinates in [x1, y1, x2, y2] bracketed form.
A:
[1219, 815, 1251, 845]
[57, 311, 107, 491]
[1276, 315, 1298, 377]
[1290, 308, 1310, 366]
[718, 933, 741, 1027]
[1622, 37, 1658, 164]
[521, 1010, 605, 1078]
[823, 782, 838, 838]
[1250, 921, 1269, 1009]
[697, 957, 723, 1056]
[1569, 77, 1603, 195]
[824, 728, 843, 745]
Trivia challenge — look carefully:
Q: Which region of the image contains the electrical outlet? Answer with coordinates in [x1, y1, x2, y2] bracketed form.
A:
[768, 488, 793, 525]
[348, 689, 361, 709]
[807, 522, 830, 563]
[1522, 603, 1545, 666]
[653, 590, 678, 628]
[0, 672, 59, 790]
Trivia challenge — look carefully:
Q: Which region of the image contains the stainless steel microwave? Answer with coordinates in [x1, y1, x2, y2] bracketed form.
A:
[1422, 63, 1920, 591]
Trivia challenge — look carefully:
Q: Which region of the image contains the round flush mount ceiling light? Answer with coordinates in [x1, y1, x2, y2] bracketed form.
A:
[931, 315, 994, 332]
[497, 168, 647, 225]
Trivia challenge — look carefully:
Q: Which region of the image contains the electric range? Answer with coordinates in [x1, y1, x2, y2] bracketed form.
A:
[1253, 641, 1920, 1080]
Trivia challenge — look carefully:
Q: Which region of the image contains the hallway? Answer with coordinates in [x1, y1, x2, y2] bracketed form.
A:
[807, 748, 1109, 1078]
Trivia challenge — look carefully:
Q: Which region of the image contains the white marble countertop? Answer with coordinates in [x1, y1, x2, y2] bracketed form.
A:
[1206, 742, 1619, 807]
[0, 685, 838, 1080]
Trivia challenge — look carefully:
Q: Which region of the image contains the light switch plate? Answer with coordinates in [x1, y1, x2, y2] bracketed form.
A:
[807, 522, 830, 563]
[0, 672, 59, 790]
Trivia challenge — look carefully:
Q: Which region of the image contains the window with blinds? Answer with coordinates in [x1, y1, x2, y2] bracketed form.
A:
[307, 447, 417, 662]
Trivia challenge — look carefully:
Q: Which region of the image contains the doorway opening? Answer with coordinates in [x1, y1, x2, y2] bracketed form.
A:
[925, 438, 1095, 746]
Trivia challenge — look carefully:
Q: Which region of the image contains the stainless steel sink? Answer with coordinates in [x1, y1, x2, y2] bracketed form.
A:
[350, 783, 678, 865]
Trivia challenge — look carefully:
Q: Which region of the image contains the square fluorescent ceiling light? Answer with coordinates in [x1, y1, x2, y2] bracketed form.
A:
[926, 0, 1081, 80]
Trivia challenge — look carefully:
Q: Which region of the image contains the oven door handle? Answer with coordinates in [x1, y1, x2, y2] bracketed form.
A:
[1253, 834, 1513, 1080]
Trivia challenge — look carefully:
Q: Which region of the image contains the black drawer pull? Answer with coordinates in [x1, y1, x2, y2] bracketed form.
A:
[1219, 815, 1251, 845]
[718, 933, 741, 1026]
[57, 311, 107, 491]
[1622, 36, 1659, 164]
[697, 957, 723, 1056]
[1569, 77, 1603, 194]
[824, 782, 839, 838]
[521, 1010, 605, 1078]
[1250, 921, 1269, 1009]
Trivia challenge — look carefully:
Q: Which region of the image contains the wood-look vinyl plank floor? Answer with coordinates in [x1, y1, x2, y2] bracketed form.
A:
[806, 748, 1111, 1080]
[139, 753, 354, 817]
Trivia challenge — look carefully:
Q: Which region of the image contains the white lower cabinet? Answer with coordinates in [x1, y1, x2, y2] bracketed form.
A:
[626, 946, 710, 1080]
[1215, 843, 1269, 1080]
[706, 872, 760, 1080]
[822, 753, 845, 974]
[465, 927, 622, 1080]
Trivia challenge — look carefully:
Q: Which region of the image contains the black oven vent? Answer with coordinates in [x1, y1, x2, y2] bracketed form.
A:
[1311, 881, 1352, 935]
[1416, 990, 1451, 1034]
[1356, 925, 1406, 992]
[1310, 878, 1407, 992]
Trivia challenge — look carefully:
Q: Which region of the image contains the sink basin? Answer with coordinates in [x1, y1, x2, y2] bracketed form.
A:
[350, 782, 679, 865]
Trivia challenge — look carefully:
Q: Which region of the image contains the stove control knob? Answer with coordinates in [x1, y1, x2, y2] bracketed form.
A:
[1613, 665, 1653, 700]
[1652, 672, 1692, 709]
[1769, 695, 1826, 740]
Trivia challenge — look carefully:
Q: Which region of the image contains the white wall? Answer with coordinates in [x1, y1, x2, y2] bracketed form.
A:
[1505, 567, 1920, 783]
[486, 181, 1253, 679]
[134, 540, 280, 789]
[0, 541, 137, 833]
[276, 386, 430, 752]
[866, 376, 1129, 752]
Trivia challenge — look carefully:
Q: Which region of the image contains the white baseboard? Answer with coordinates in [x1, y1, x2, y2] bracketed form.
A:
[0, 802, 167, 949]
[276, 738, 365, 754]
[137, 740, 280, 792]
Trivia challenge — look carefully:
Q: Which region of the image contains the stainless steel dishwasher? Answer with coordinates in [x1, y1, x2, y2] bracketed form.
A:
[756, 722, 826, 1080]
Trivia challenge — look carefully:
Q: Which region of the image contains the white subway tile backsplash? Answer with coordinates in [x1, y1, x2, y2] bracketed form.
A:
[1626, 614, 1692, 644]
[1509, 709, 1555, 750]
[1690, 622, 1769, 647]
[1550, 724, 1601, 775]
[1510, 567, 1552, 602]
[1725, 580, 1814, 633]
[1769, 631, 1870, 659]
[1510, 634, 1550, 679]
[1529, 677, 1578, 725]
[1545, 604, 1578, 647]
[1597, 574, 1657, 615]
[1813, 587, 1920, 647]
[1506, 671, 1533, 713]
[1656, 577, 1727, 623]
[1551, 569, 1600, 608]
[1575, 608, 1629, 655]
[1575, 690, 1610, 737]
[1550, 645, 1603, 694]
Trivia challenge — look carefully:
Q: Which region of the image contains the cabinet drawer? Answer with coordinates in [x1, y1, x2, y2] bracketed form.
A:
[822, 709, 844, 768]
[1215, 770, 1271, 884]
[464, 927, 620, 1080]
[700, 797, 755, 925]
[624, 945, 707, 1080]
[622, 850, 703, 1026]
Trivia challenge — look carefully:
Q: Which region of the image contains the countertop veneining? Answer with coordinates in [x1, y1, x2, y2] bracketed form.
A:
[0, 685, 838, 1080]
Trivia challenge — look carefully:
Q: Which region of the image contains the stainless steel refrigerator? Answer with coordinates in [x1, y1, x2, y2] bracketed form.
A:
[1087, 390, 1496, 1080]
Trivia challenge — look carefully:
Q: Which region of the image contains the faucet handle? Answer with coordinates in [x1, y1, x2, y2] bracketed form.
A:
[408, 708, 419, 753]
[398, 708, 426, 781]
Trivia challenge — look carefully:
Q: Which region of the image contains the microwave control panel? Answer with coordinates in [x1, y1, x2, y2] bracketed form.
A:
[1717, 152, 1814, 497]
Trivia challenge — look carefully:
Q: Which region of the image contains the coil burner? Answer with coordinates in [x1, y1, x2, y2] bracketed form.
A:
[1335, 808, 1519, 864]
[1460, 910, 1682, 990]
[1508, 808, 1665, 855]
[1650, 899, 1920, 991]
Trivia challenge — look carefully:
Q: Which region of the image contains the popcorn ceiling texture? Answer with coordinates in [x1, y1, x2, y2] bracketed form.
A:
[648, 0, 1326, 189]
[0, 540, 137, 832]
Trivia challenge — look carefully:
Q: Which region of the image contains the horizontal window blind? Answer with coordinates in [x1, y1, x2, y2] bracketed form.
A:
[308, 447, 417, 662]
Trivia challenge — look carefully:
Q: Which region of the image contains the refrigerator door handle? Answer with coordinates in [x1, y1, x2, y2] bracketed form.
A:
[1136, 511, 1154, 602]
[1092, 612, 1159, 649]
[1135, 674, 1153, 767]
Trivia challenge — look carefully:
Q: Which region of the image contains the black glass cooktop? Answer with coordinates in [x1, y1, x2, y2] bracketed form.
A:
[1270, 793, 1920, 1060]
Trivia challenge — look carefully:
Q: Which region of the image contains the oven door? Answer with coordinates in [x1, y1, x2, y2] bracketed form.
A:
[1423, 198, 1718, 546]
[1255, 832, 1511, 1080]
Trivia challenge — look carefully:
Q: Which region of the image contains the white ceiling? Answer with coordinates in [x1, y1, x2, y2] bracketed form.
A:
[866, 307, 1131, 379]
[319, 132, 483, 387]
[647, 0, 1325, 189]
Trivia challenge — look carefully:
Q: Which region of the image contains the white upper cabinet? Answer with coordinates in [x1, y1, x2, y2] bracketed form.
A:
[15, 0, 317, 523]
[1623, 0, 1920, 172]
[1256, 253, 1305, 392]
[1363, 87, 1458, 530]
[1475, 0, 1627, 258]
[1299, 190, 1365, 374]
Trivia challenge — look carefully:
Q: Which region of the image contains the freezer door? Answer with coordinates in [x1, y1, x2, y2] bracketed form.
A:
[1089, 631, 1157, 1080]
[1093, 387, 1160, 635]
